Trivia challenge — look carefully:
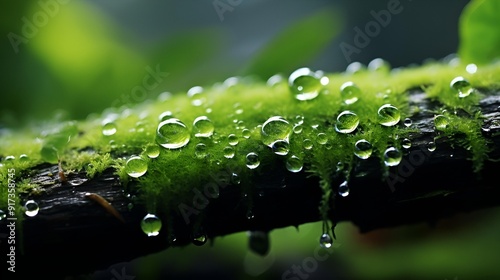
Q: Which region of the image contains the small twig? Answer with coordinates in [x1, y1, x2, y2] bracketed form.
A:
[85, 192, 125, 223]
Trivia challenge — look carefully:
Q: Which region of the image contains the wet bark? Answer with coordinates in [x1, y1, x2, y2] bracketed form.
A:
[2, 89, 500, 279]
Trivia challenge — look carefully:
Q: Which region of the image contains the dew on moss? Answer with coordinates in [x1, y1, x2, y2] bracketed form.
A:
[245, 152, 260, 169]
[354, 139, 373, 159]
[272, 140, 289, 156]
[156, 118, 190, 149]
[384, 147, 402, 166]
[340, 81, 360, 105]
[125, 156, 148, 178]
[450, 76, 473, 98]
[286, 155, 303, 173]
[261, 116, 292, 147]
[378, 104, 400, 126]
[24, 200, 39, 217]
[288, 67, 322, 101]
[193, 116, 214, 138]
[141, 213, 162, 237]
[335, 111, 359, 133]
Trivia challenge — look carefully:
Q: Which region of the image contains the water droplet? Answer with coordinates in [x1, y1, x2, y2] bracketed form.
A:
[19, 154, 29, 162]
[24, 200, 39, 217]
[293, 124, 303, 134]
[156, 118, 190, 149]
[187, 86, 205, 106]
[288, 67, 322, 101]
[228, 134, 239, 146]
[246, 210, 255, 220]
[261, 116, 292, 147]
[195, 143, 207, 159]
[427, 141, 436, 152]
[223, 146, 235, 158]
[338, 180, 349, 197]
[242, 129, 251, 139]
[450, 76, 473, 98]
[5, 155, 15, 162]
[231, 172, 241, 184]
[272, 140, 289, 156]
[404, 118, 412, 127]
[319, 233, 333, 249]
[141, 213, 162, 237]
[384, 147, 402, 166]
[378, 104, 400, 126]
[0, 209, 6, 220]
[340, 81, 360, 104]
[102, 122, 117, 136]
[335, 111, 359, 133]
[193, 116, 214, 138]
[354, 139, 373, 159]
[303, 139, 313, 149]
[286, 155, 303, 173]
[402, 138, 412, 149]
[316, 133, 328, 144]
[267, 74, 284, 87]
[346, 61, 365, 74]
[246, 152, 260, 169]
[193, 233, 207, 246]
[434, 115, 449, 130]
[158, 111, 174, 121]
[125, 156, 148, 178]
[368, 58, 390, 72]
[145, 145, 160, 159]
[466, 63, 477, 74]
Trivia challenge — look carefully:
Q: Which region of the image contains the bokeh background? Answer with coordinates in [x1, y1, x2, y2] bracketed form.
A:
[4, 0, 500, 279]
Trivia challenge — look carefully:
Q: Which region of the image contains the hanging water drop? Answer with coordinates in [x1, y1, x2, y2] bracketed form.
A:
[223, 146, 235, 159]
[434, 115, 449, 130]
[335, 111, 359, 134]
[193, 116, 214, 138]
[125, 156, 148, 178]
[245, 152, 260, 169]
[340, 81, 360, 104]
[319, 233, 333, 249]
[338, 180, 349, 197]
[193, 233, 207, 246]
[378, 104, 400, 126]
[402, 138, 412, 149]
[354, 139, 373, 159]
[156, 118, 190, 149]
[261, 116, 292, 147]
[384, 147, 402, 166]
[286, 155, 303, 173]
[102, 122, 117, 136]
[288, 67, 322, 101]
[272, 140, 289, 156]
[450, 76, 473, 98]
[24, 200, 39, 217]
[141, 213, 162, 237]
[145, 145, 160, 159]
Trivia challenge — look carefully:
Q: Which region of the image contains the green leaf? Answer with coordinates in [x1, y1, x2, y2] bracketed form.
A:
[242, 9, 343, 79]
[458, 0, 500, 64]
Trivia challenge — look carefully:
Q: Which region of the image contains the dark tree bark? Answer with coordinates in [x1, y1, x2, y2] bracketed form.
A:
[2, 89, 500, 279]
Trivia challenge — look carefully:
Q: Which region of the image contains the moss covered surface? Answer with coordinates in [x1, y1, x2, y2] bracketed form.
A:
[1, 60, 499, 238]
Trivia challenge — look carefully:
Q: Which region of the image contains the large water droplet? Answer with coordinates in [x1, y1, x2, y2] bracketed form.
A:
[335, 111, 359, 134]
[223, 146, 235, 159]
[384, 147, 402, 166]
[340, 81, 360, 104]
[338, 181, 349, 197]
[434, 115, 449, 130]
[272, 140, 289, 156]
[286, 155, 303, 173]
[261, 116, 292, 147]
[193, 233, 207, 246]
[378, 104, 400, 126]
[24, 200, 39, 217]
[242, 129, 251, 139]
[246, 152, 260, 169]
[319, 233, 333, 249]
[102, 122, 117, 136]
[125, 156, 148, 178]
[293, 124, 303, 134]
[193, 116, 214, 138]
[141, 213, 162, 237]
[450, 76, 473, 98]
[288, 67, 322, 101]
[145, 145, 160, 159]
[354, 139, 373, 159]
[156, 118, 190, 149]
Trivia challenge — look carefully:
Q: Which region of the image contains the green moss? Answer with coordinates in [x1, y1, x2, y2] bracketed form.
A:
[1, 61, 499, 237]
